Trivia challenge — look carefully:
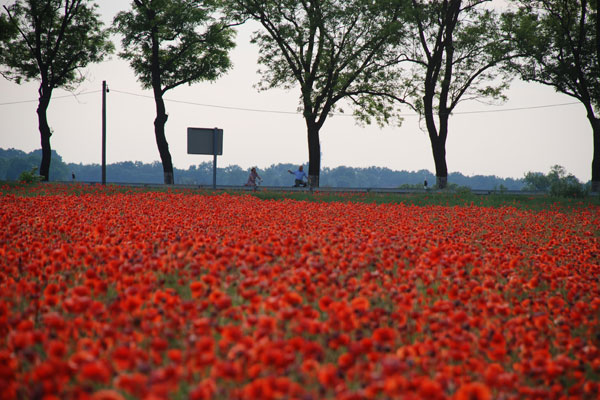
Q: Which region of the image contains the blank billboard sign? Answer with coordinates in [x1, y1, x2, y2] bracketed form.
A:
[187, 127, 223, 155]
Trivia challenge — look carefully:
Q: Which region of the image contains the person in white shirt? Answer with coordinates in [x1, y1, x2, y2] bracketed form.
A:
[288, 165, 308, 187]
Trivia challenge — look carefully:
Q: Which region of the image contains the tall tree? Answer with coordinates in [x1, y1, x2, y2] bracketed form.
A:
[0, 0, 113, 181]
[395, 0, 514, 188]
[113, 0, 236, 185]
[506, 0, 600, 191]
[227, 0, 406, 187]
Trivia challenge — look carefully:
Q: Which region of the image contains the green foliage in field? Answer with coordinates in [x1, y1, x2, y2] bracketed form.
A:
[247, 189, 598, 210]
[17, 167, 43, 184]
[524, 165, 589, 198]
[1, 182, 598, 210]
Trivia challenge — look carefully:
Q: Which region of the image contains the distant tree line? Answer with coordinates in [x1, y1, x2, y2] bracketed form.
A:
[0, 148, 526, 190]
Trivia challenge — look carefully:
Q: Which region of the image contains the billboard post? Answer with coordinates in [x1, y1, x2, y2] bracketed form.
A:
[212, 128, 218, 189]
[187, 127, 223, 189]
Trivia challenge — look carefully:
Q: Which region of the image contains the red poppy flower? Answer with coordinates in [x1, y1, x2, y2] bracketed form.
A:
[372, 327, 396, 345]
[115, 372, 148, 398]
[47, 340, 67, 359]
[351, 297, 370, 312]
[418, 377, 443, 399]
[454, 382, 492, 400]
[91, 389, 126, 400]
[317, 363, 339, 388]
[79, 361, 111, 384]
[190, 281, 205, 298]
[189, 378, 217, 400]
[338, 353, 355, 370]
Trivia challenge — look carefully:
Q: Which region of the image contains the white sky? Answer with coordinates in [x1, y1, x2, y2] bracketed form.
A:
[0, 0, 593, 182]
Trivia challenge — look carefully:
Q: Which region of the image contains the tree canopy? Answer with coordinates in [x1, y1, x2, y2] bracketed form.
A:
[1, 0, 112, 87]
[390, 0, 514, 188]
[505, 0, 600, 190]
[0, 0, 113, 181]
[113, 0, 237, 184]
[506, 0, 599, 108]
[114, 0, 236, 92]
[226, 0, 407, 186]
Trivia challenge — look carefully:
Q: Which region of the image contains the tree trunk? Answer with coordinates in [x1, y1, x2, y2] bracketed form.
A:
[590, 115, 600, 192]
[153, 94, 174, 185]
[423, 97, 449, 189]
[417, 0, 457, 190]
[595, 6, 600, 190]
[306, 120, 321, 188]
[434, 110, 450, 189]
[37, 85, 52, 181]
[149, 17, 174, 185]
[431, 136, 448, 189]
[596, 0, 600, 77]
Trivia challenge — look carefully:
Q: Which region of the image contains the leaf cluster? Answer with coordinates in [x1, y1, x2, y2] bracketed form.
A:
[112, 0, 236, 93]
[396, 1, 514, 118]
[0, 0, 113, 89]
[227, 0, 410, 126]
[504, 0, 599, 111]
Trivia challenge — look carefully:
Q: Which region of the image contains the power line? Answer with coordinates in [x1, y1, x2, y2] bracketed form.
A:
[1, 87, 581, 116]
[451, 101, 580, 115]
[110, 89, 302, 115]
[93, 89, 587, 116]
[0, 90, 100, 106]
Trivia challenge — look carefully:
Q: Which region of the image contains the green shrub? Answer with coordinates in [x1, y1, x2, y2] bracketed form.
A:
[455, 185, 472, 195]
[398, 183, 425, 190]
[18, 167, 43, 184]
[523, 171, 550, 191]
[549, 175, 588, 198]
[524, 165, 588, 198]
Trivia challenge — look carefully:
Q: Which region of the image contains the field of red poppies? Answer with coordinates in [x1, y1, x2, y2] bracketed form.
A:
[1, 184, 599, 399]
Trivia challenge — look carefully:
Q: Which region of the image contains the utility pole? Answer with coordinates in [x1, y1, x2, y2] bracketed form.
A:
[102, 81, 108, 185]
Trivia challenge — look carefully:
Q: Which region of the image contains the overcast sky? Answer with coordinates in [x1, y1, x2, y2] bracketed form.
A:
[0, 0, 593, 182]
